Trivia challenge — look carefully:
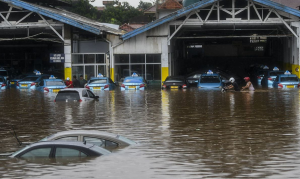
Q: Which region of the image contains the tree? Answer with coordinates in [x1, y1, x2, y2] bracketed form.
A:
[99, 2, 143, 25]
[65, 0, 100, 20]
[137, 1, 153, 11]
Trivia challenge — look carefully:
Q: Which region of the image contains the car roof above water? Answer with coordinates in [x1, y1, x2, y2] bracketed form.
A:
[45, 130, 118, 139]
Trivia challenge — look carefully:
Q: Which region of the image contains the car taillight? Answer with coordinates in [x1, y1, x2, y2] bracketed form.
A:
[86, 85, 90, 90]
[162, 85, 166, 88]
[257, 76, 261, 79]
[140, 84, 145, 88]
[104, 85, 109, 89]
[30, 82, 36, 86]
[121, 84, 125, 88]
[44, 87, 49, 92]
[1, 83, 6, 87]
[182, 84, 187, 88]
[278, 83, 283, 88]
[16, 82, 19, 86]
[79, 99, 82, 102]
[298, 83, 300, 88]
[268, 78, 273, 81]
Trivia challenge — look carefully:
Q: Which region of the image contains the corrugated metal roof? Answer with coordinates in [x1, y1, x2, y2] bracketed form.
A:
[122, 0, 300, 41]
[122, 0, 217, 40]
[0, 0, 124, 35]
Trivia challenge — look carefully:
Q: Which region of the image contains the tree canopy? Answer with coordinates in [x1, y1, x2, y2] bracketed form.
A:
[65, 0, 149, 25]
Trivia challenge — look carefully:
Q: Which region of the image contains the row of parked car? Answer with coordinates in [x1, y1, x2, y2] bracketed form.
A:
[252, 66, 300, 89]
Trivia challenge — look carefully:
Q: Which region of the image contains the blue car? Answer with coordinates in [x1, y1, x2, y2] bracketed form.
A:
[266, 68, 285, 88]
[17, 73, 50, 90]
[0, 76, 7, 90]
[36, 77, 66, 93]
[272, 71, 300, 89]
[197, 70, 223, 89]
[9, 74, 31, 88]
[256, 66, 270, 87]
[86, 76, 116, 91]
[121, 75, 146, 90]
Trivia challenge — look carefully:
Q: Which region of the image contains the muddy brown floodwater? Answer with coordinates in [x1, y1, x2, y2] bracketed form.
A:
[1, 88, 300, 178]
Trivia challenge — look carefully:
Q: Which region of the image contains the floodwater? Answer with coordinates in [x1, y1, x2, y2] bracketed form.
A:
[1, 87, 300, 178]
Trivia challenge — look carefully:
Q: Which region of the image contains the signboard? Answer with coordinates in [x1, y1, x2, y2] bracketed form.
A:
[50, 54, 65, 63]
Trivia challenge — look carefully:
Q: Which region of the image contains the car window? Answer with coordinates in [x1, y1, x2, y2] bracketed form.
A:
[89, 79, 107, 84]
[20, 147, 51, 158]
[39, 80, 44, 86]
[165, 77, 184, 82]
[55, 147, 87, 158]
[281, 77, 299, 82]
[55, 91, 80, 101]
[200, 76, 220, 83]
[20, 77, 39, 81]
[83, 137, 118, 147]
[87, 90, 95, 98]
[46, 81, 65, 86]
[55, 136, 78, 141]
[82, 90, 88, 97]
[124, 77, 143, 83]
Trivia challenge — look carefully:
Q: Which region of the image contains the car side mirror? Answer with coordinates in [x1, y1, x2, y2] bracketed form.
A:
[95, 96, 99, 99]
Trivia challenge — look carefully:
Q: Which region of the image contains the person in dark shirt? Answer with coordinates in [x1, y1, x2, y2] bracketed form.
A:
[227, 77, 240, 91]
[79, 75, 87, 88]
[72, 75, 80, 88]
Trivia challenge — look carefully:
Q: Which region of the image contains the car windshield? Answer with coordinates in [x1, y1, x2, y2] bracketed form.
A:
[189, 74, 201, 78]
[124, 77, 143, 83]
[281, 77, 299, 82]
[270, 71, 284, 76]
[46, 81, 65, 86]
[200, 76, 220, 83]
[0, 71, 7, 76]
[89, 79, 107, 84]
[165, 77, 184, 82]
[20, 77, 39, 81]
[117, 135, 136, 145]
[55, 91, 80, 101]
[90, 145, 111, 155]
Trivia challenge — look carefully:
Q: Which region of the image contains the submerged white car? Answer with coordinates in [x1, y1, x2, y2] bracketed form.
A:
[54, 88, 99, 102]
[40, 130, 137, 149]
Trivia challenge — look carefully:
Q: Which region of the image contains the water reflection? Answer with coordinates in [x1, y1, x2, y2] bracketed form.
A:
[1, 89, 300, 178]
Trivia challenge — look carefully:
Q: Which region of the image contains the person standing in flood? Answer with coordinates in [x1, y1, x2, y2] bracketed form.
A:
[79, 75, 87, 88]
[72, 75, 80, 88]
[65, 77, 73, 88]
[241, 77, 255, 91]
[226, 77, 240, 91]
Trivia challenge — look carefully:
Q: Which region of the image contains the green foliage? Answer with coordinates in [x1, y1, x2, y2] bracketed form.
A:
[99, 1, 144, 25]
[66, 0, 147, 25]
[137, 0, 153, 10]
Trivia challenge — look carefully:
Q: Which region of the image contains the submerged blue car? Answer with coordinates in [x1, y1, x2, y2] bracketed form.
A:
[197, 70, 223, 89]
[266, 67, 285, 88]
[0, 76, 7, 90]
[272, 71, 300, 89]
[121, 74, 146, 90]
[17, 72, 50, 90]
[36, 77, 66, 93]
[86, 75, 116, 91]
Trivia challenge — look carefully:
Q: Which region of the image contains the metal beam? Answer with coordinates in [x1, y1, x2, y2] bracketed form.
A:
[205, 2, 216, 22]
[168, 13, 193, 44]
[0, 13, 11, 26]
[37, 13, 64, 41]
[273, 10, 298, 38]
[195, 11, 203, 23]
[5, 6, 12, 20]
[252, 1, 263, 21]
[15, 11, 33, 25]
[264, 9, 272, 22]
[174, 35, 292, 39]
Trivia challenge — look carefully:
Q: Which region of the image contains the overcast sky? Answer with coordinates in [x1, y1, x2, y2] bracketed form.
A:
[90, 0, 153, 7]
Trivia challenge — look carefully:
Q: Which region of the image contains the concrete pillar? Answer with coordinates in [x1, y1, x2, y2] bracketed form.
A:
[161, 38, 169, 82]
[64, 24, 72, 80]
